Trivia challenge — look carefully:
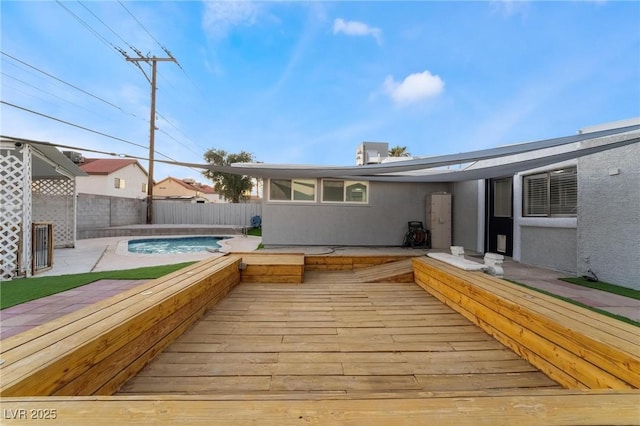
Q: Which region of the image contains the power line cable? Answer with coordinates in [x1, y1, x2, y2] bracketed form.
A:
[0, 100, 180, 162]
[1, 51, 127, 113]
[55, 0, 120, 58]
[55, 1, 150, 81]
[1, 72, 112, 118]
[116, 0, 185, 80]
[78, 1, 134, 51]
[1, 135, 208, 175]
[118, 0, 166, 54]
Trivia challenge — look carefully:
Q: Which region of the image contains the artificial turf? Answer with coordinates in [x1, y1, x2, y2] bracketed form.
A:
[0, 262, 195, 310]
[560, 277, 640, 300]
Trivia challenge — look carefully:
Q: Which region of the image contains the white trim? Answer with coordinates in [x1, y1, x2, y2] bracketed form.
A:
[476, 180, 485, 254]
[320, 179, 369, 204]
[267, 178, 318, 203]
[519, 217, 577, 229]
[513, 173, 522, 262]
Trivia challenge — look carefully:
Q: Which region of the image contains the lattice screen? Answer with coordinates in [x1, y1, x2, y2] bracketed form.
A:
[32, 178, 76, 247]
[0, 144, 31, 280]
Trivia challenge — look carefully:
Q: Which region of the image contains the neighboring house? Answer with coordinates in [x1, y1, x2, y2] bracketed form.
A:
[205, 119, 639, 290]
[75, 157, 149, 199]
[154, 177, 222, 203]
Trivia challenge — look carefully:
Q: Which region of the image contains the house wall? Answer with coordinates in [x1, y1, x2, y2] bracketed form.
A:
[520, 226, 577, 274]
[577, 142, 640, 289]
[512, 159, 578, 275]
[76, 163, 148, 199]
[262, 181, 451, 246]
[154, 179, 194, 197]
[452, 180, 480, 252]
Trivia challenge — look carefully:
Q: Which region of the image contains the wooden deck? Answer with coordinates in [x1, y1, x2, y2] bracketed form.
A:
[117, 270, 559, 396]
[3, 255, 639, 424]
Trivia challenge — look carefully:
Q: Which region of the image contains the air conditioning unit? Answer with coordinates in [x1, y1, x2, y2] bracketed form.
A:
[63, 151, 84, 164]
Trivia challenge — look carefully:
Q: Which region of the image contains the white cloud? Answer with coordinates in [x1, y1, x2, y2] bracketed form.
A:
[333, 18, 382, 45]
[490, 0, 530, 18]
[202, 1, 261, 39]
[383, 70, 445, 106]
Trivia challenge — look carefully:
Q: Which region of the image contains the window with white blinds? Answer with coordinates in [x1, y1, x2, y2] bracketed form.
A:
[523, 167, 577, 217]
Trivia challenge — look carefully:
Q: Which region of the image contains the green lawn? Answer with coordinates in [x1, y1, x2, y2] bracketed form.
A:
[0, 262, 195, 310]
[560, 277, 640, 300]
[247, 227, 261, 237]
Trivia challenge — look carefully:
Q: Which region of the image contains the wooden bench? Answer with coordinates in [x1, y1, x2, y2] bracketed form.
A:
[412, 256, 640, 389]
[0, 255, 242, 397]
[239, 253, 305, 284]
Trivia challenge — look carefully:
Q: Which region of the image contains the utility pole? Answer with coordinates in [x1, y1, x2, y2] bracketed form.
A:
[125, 56, 176, 224]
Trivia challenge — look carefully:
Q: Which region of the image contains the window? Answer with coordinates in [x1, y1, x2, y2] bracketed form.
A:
[141, 183, 148, 193]
[493, 178, 512, 218]
[322, 180, 368, 203]
[523, 167, 576, 217]
[268, 179, 316, 201]
[114, 178, 125, 189]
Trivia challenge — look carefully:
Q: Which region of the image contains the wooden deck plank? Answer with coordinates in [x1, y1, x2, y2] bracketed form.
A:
[3, 391, 639, 425]
[118, 273, 558, 397]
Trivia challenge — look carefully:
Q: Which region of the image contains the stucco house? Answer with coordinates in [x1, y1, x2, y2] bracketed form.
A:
[75, 157, 150, 199]
[154, 177, 222, 203]
[200, 119, 639, 290]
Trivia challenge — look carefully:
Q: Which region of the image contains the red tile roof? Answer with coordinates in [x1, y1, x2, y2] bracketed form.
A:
[80, 158, 145, 175]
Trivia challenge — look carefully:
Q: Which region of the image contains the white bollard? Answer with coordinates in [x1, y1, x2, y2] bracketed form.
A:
[484, 253, 504, 277]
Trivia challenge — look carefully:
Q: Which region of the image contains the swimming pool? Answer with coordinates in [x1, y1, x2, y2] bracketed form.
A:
[127, 236, 226, 254]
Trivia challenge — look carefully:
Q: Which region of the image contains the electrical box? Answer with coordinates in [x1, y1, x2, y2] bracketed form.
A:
[426, 192, 452, 249]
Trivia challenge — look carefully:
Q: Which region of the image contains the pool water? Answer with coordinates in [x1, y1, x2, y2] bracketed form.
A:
[127, 236, 225, 254]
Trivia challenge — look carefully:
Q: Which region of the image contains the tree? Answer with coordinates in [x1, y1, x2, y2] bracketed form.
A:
[202, 149, 255, 203]
[389, 145, 410, 157]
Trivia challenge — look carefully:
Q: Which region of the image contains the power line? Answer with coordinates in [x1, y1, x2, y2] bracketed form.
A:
[78, 1, 134, 51]
[0, 100, 179, 162]
[1, 135, 208, 176]
[1, 54, 199, 162]
[2, 100, 147, 149]
[1, 71, 112, 118]
[118, 1, 166, 54]
[55, 0, 121, 59]
[1, 51, 127, 113]
[56, 1, 150, 80]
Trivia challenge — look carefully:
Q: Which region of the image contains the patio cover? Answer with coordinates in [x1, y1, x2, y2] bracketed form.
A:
[181, 123, 640, 182]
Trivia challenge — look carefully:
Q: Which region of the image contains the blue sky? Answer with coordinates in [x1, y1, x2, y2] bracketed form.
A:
[1, 1, 639, 182]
